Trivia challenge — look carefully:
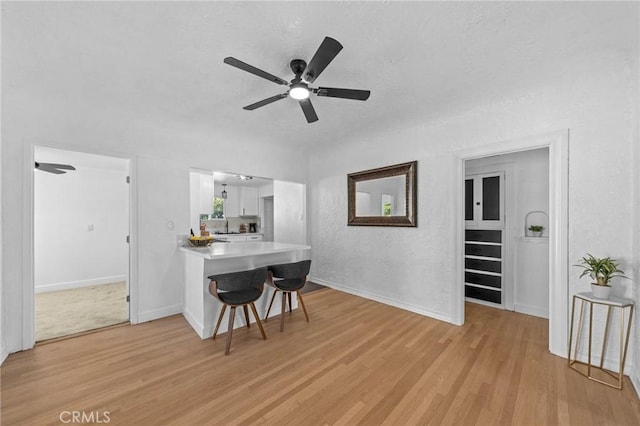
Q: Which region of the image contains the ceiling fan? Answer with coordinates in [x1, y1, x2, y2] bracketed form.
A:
[224, 36, 371, 123]
[35, 162, 76, 174]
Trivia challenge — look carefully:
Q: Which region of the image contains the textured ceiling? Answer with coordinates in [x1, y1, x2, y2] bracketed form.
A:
[3, 1, 637, 148]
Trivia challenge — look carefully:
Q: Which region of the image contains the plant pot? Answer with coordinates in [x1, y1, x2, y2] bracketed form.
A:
[532, 231, 542, 237]
[591, 283, 611, 299]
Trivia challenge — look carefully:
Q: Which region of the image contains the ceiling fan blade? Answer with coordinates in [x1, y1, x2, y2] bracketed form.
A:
[39, 162, 76, 170]
[299, 98, 318, 123]
[243, 93, 288, 110]
[35, 162, 67, 174]
[224, 57, 289, 86]
[303, 37, 343, 83]
[315, 87, 371, 101]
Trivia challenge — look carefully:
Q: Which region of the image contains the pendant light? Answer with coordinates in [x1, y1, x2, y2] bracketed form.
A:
[221, 184, 228, 199]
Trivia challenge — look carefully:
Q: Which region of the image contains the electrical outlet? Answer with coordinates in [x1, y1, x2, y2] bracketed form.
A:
[177, 234, 188, 247]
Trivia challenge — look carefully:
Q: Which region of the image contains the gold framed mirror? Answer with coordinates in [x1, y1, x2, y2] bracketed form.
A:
[347, 161, 417, 227]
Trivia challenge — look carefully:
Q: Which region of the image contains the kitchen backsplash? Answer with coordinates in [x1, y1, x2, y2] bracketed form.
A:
[201, 216, 261, 233]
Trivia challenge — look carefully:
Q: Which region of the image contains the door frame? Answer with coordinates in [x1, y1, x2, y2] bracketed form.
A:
[23, 142, 138, 349]
[452, 129, 569, 357]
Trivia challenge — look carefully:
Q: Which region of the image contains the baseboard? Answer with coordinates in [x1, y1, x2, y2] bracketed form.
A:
[35, 275, 127, 294]
[182, 309, 205, 338]
[514, 303, 549, 319]
[310, 276, 451, 324]
[1, 344, 8, 366]
[631, 373, 640, 400]
[137, 304, 183, 323]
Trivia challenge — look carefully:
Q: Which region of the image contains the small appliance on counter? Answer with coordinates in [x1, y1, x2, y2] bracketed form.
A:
[239, 223, 248, 233]
[249, 223, 257, 233]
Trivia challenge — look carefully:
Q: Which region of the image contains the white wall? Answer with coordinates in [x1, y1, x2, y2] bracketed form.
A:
[0, 80, 4, 364]
[632, 45, 640, 394]
[308, 50, 637, 366]
[34, 163, 129, 292]
[189, 170, 214, 234]
[274, 181, 306, 245]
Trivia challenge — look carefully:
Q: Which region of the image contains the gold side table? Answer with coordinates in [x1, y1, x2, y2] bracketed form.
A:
[568, 292, 634, 389]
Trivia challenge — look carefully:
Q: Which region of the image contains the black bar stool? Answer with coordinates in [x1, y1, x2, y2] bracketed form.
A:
[263, 260, 312, 332]
[208, 267, 268, 355]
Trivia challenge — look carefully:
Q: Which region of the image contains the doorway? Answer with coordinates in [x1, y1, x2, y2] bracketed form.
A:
[452, 130, 569, 357]
[464, 149, 549, 318]
[263, 196, 274, 242]
[33, 147, 130, 341]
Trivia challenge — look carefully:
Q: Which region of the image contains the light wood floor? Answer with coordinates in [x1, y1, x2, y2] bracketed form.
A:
[2, 288, 639, 425]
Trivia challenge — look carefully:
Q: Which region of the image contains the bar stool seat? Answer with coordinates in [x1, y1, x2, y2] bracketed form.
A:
[264, 260, 312, 332]
[217, 288, 262, 306]
[208, 267, 268, 355]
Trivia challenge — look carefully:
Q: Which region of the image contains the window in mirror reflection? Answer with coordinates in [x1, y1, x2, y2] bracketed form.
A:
[212, 197, 224, 219]
[381, 194, 393, 216]
[355, 175, 406, 217]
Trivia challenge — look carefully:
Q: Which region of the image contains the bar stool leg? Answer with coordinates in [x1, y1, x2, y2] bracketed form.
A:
[280, 291, 286, 332]
[297, 291, 309, 322]
[212, 304, 227, 340]
[264, 289, 278, 321]
[225, 307, 236, 355]
[288, 292, 293, 315]
[250, 303, 267, 340]
[243, 305, 251, 328]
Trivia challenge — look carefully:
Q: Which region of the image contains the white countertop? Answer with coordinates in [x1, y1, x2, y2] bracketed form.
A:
[179, 241, 311, 260]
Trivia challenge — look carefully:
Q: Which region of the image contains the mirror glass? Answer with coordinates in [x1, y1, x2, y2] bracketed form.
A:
[355, 175, 406, 216]
[348, 161, 417, 227]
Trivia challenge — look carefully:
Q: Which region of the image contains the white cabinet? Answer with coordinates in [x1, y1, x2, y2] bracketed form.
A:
[221, 185, 257, 217]
[222, 235, 247, 243]
[465, 171, 505, 229]
[224, 185, 239, 218]
[217, 234, 263, 243]
[240, 187, 258, 216]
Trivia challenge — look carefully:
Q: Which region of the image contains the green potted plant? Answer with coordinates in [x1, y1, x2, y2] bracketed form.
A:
[575, 254, 627, 299]
[528, 224, 544, 237]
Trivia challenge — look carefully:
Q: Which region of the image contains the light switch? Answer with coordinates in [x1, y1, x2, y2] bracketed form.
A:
[88, 224, 94, 231]
[167, 221, 174, 231]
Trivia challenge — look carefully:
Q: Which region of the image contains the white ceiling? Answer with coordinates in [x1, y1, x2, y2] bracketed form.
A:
[4, 2, 637, 148]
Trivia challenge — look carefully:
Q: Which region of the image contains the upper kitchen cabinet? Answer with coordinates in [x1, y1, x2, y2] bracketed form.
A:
[223, 185, 240, 217]
[240, 187, 258, 216]
[218, 185, 257, 217]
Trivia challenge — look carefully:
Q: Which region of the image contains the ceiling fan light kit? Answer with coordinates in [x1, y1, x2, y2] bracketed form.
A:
[289, 83, 310, 100]
[224, 36, 371, 123]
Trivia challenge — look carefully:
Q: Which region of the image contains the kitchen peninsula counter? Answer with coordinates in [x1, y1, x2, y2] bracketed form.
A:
[180, 242, 311, 339]
[180, 241, 304, 260]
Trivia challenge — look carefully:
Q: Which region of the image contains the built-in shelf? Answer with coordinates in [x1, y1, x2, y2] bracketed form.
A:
[464, 229, 503, 306]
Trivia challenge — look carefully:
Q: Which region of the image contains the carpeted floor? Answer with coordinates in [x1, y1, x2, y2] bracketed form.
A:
[35, 282, 129, 341]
